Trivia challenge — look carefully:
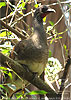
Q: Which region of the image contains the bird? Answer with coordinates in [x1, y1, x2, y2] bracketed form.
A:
[5, 5, 55, 97]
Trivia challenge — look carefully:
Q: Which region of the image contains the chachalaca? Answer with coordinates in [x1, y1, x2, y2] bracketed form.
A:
[5, 5, 55, 96]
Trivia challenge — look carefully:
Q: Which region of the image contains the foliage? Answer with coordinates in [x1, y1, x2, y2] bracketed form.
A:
[0, 0, 70, 99]
[0, 31, 12, 37]
[46, 21, 68, 44]
[64, 44, 68, 57]
[0, 2, 6, 8]
[26, 90, 47, 95]
[15, 90, 47, 99]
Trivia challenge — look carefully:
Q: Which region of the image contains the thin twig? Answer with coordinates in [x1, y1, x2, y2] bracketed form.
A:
[0, 53, 57, 98]
[58, 56, 71, 98]
[58, 39, 66, 66]
[46, 7, 71, 33]
[54, 7, 71, 29]
[34, 0, 37, 4]
[0, 37, 18, 39]
[48, 1, 71, 6]
[0, 20, 26, 39]
[1, 10, 35, 21]
[1, 13, 13, 21]
[6, 0, 9, 38]
[9, 0, 22, 26]
[1, 0, 71, 21]
[56, 0, 71, 66]
[11, 14, 32, 33]
[57, 0, 71, 34]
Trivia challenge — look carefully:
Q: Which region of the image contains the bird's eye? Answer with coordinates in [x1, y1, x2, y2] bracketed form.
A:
[42, 7, 48, 13]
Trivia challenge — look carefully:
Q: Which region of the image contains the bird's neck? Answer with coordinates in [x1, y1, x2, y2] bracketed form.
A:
[33, 17, 47, 43]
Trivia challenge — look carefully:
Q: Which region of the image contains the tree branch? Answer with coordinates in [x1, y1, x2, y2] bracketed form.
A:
[0, 20, 26, 39]
[58, 56, 71, 98]
[0, 53, 71, 99]
[0, 53, 57, 98]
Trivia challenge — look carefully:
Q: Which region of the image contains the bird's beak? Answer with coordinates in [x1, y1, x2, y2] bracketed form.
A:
[47, 8, 56, 13]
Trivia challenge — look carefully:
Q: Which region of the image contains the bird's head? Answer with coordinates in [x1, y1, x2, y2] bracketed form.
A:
[34, 5, 56, 21]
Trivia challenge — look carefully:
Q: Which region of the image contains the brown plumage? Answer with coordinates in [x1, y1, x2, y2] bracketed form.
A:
[6, 5, 55, 97]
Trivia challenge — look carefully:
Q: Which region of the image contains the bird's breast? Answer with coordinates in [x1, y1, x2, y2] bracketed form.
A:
[21, 60, 46, 75]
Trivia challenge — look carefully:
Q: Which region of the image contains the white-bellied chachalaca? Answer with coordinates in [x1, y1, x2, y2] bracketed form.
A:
[5, 5, 55, 96]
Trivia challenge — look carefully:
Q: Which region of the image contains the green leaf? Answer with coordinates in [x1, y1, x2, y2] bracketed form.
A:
[50, 38, 54, 44]
[64, 44, 67, 50]
[16, 93, 23, 99]
[58, 29, 68, 35]
[64, 44, 68, 56]
[58, 32, 64, 35]
[22, 2, 25, 8]
[2, 70, 8, 74]
[0, 2, 6, 8]
[8, 72, 12, 80]
[18, 2, 26, 10]
[21, 0, 24, 2]
[18, 3, 21, 8]
[49, 21, 54, 26]
[67, 4, 71, 7]
[26, 90, 47, 95]
[58, 36, 62, 39]
[34, 4, 39, 8]
[0, 31, 6, 37]
[0, 66, 8, 70]
[1, 49, 9, 54]
[0, 31, 12, 37]
[34, 3, 41, 8]
[56, 37, 63, 39]
[0, 84, 9, 93]
[19, 11, 23, 15]
[49, 50, 52, 57]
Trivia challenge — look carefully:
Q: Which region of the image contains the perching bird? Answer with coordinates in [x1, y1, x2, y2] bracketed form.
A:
[5, 5, 55, 97]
